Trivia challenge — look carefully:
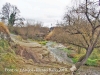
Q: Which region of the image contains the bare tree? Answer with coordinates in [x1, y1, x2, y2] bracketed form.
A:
[0, 3, 24, 26]
[64, 0, 100, 73]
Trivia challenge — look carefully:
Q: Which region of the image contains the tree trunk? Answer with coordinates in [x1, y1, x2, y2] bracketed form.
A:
[78, 47, 81, 54]
[70, 45, 94, 74]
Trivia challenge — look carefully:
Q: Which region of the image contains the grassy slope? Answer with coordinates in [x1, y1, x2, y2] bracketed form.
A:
[63, 47, 100, 66]
[0, 39, 71, 75]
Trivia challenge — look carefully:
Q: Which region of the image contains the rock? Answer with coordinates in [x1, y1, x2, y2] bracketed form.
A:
[46, 42, 73, 64]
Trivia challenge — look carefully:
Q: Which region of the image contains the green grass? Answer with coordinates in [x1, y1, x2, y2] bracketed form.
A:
[72, 58, 78, 63]
[0, 39, 23, 75]
[39, 41, 48, 45]
[0, 39, 9, 48]
[63, 48, 71, 54]
[71, 49, 100, 66]
[85, 49, 100, 66]
[61, 46, 100, 66]
[86, 58, 98, 66]
[71, 57, 98, 66]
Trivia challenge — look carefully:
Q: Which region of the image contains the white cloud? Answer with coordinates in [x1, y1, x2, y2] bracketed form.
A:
[5, 0, 17, 4]
[0, 0, 71, 27]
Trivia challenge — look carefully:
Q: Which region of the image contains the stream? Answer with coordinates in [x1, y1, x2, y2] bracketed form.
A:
[46, 41, 100, 75]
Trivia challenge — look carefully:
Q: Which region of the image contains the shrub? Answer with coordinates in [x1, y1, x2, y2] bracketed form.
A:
[10, 24, 49, 40]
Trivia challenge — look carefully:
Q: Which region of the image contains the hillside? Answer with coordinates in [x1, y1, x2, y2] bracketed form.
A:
[0, 34, 72, 75]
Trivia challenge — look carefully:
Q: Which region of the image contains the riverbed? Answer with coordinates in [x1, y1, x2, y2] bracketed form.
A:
[46, 41, 100, 75]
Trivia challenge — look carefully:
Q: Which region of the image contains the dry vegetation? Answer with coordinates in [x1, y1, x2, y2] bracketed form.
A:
[0, 0, 100, 74]
[45, 26, 68, 43]
[0, 22, 12, 42]
[9, 23, 49, 40]
[0, 22, 10, 35]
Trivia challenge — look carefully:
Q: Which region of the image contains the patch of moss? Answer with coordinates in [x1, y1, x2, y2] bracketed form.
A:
[72, 58, 78, 63]
[85, 58, 98, 66]
[67, 48, 100, 66]
[63, 48, 71, 54]
[39, 41, 48, 45]
[0, 39, 9, 49]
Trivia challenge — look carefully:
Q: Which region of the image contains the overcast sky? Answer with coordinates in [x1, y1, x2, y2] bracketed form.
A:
[0, 0, 73, 27]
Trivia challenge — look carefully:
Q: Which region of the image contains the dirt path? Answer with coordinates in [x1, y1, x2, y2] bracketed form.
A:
[10, 34, 42, 47]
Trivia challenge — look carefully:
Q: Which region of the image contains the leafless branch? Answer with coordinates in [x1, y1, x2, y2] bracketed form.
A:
[67, 42, 87, 49]
[85, 0, 94, 28]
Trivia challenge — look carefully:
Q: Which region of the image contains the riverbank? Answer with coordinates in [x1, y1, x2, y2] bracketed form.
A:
[44, 41, 100, 75]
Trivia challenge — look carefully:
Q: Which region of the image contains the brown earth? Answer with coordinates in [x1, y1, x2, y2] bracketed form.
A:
[10, 34, 72, 75]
